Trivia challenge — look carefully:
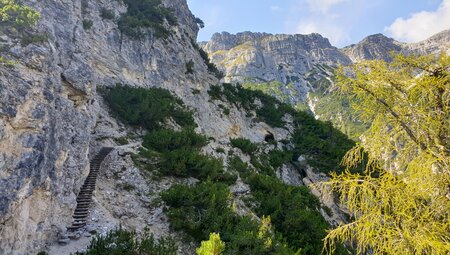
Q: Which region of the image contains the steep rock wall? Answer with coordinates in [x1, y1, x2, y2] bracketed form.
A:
[0, 0, 268, 253]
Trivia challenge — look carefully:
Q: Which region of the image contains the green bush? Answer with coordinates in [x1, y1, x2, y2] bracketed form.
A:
[244, 174, 328, 255]
[100, 7, 115, 20]
[291, 111, 354, 173]
[194, 17, 205, 29]
[267, 150, 293, 169]
[82, 19, 93, 30]
[158, 149, 236, 185]
[73, 229, 177, 255]
[143, 128, 207, 152]
[103, 85, 196, 130]
[118, 0, 177, 39]
[186, 59, 195, 74]
[0, 1, 40, 28]
[228, 156, 251, 175]
[208, 84, 287, 127]
[230, 138, 258, 155]
[250, 155, 276, 177]
[191, 41, 224, 79]
[161, 181, 296, 254]
[114, 136, 129, 145]
[207, 85, 223, 101]
[141, 128, 235, 184]
[218, 104, 230, 115]
[198, 48, 224, 79]
[208, 83, 355, 173]
[215, 147, 225, 154]
[159, 149, 219, 178]
[20, 34, 48, 46]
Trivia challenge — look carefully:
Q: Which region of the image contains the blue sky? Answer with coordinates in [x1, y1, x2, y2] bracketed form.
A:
[186, 0, 450, 47]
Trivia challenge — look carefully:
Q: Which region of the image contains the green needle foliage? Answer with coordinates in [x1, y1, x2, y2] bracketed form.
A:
[317, 53, 450, 255]
[73, 229, 177, 255]
[230, 138, 258, 155]
[208, 83, 354, 173]
[196, 233, 226, 255]
[103, 85, 196, 130]
[161, 181, 299, 254]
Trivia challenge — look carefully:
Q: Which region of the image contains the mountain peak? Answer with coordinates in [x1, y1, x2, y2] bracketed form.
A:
[363, 33, 396, 44]
[341, 33, 403, 62]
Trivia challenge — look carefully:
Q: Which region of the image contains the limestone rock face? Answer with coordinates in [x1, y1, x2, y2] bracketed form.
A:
[203, 30, 450, 103]
[0, 1, 300, 253]
[0, 0, 218, 253]
[342, 30, 450, 62]
[406, 29, 450, 55]
[341, 34, 405, 62]
[202, 30, 449, 137]
[202, 32, 351, 103]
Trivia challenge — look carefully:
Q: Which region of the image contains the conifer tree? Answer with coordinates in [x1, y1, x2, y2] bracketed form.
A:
[317, 53, 450, 255]
[196, 233, 226, 255]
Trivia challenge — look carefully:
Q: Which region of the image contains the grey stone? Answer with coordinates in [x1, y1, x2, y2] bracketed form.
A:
[58, 238, 70, 245]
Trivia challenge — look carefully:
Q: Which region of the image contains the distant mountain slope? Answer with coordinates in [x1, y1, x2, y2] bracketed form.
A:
[406, 29, 450, 55]
[202, 30, 450, 139]
[340, 34, 404, 62]
[201, 32, 351, 104]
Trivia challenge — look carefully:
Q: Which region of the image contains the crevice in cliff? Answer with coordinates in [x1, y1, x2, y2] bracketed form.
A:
[61, 74, 88, 110]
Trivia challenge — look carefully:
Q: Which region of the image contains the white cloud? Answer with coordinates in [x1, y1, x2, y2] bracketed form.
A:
[306, 0, 349, 13]
[270, 5, 282, 12]
[296, 21, 350, 46]
[385, 0, 450, 42]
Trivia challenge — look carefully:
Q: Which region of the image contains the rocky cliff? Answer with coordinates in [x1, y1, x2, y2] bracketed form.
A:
[202, 30, 450, 138]
[0, 1, 294, 254]
[341, 33, 404, 62]
[203, 29, 450, 95]
[201, 32, 351, 104]
[406, 29, 450, 55]
[1, 1, 447, 253]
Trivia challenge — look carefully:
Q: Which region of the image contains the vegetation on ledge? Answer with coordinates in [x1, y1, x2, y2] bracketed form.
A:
[73, 229, 177, 255]
[118, 0, 177, 39]
[208, 83, 355, 173]
[103, 85, 196, 130]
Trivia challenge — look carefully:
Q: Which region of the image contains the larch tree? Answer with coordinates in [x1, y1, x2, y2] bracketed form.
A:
[316, 53, 450, 255]
[196, 233, 226, 255]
